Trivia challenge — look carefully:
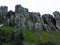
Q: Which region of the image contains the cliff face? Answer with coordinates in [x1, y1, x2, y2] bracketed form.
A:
[0, 5, 60, 32]
[53, 11, 60, 31]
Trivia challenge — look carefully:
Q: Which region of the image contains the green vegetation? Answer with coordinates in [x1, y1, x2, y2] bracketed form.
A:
[1, 26, 60, 45]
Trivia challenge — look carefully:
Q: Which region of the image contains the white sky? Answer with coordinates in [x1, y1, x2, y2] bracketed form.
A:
[0, 0, 60, 15]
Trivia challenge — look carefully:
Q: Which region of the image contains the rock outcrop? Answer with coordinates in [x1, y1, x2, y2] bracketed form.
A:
[15, 5, 43, 30]
[42, 14, 58, 32]
[0, 5, 60, 32]
[0, 6, 8, 24]
[53, 11, 60, 31]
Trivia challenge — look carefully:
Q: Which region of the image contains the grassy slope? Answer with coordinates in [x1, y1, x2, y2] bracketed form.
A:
[1, 26, 60, 45]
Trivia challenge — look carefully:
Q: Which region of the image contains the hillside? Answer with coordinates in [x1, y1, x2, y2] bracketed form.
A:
[1, 26, 60, 45]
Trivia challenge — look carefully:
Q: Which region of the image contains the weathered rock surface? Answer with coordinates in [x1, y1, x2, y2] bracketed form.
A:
[53, 11, 60, 31]
[42, 14, 58, 32]
[0, 5, 60, 32]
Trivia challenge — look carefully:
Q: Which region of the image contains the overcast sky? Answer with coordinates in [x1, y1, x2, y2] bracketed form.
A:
[0, 0, 60, 15]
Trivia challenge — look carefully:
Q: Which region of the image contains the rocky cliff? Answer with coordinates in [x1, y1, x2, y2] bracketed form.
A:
[0, 5, 60, 32]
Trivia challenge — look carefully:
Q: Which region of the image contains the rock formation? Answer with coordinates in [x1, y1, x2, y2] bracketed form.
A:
[53, 11, 60, 31]
[0, 6, 8, 24]
[15, 5, 43, 30]
[0, 5, 60, 32]
[42, 14, 58, 32]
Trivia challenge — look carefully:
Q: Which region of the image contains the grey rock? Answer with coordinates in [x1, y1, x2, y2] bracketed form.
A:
[53, 11, 60, 31]
[42, 14, 57, 31]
